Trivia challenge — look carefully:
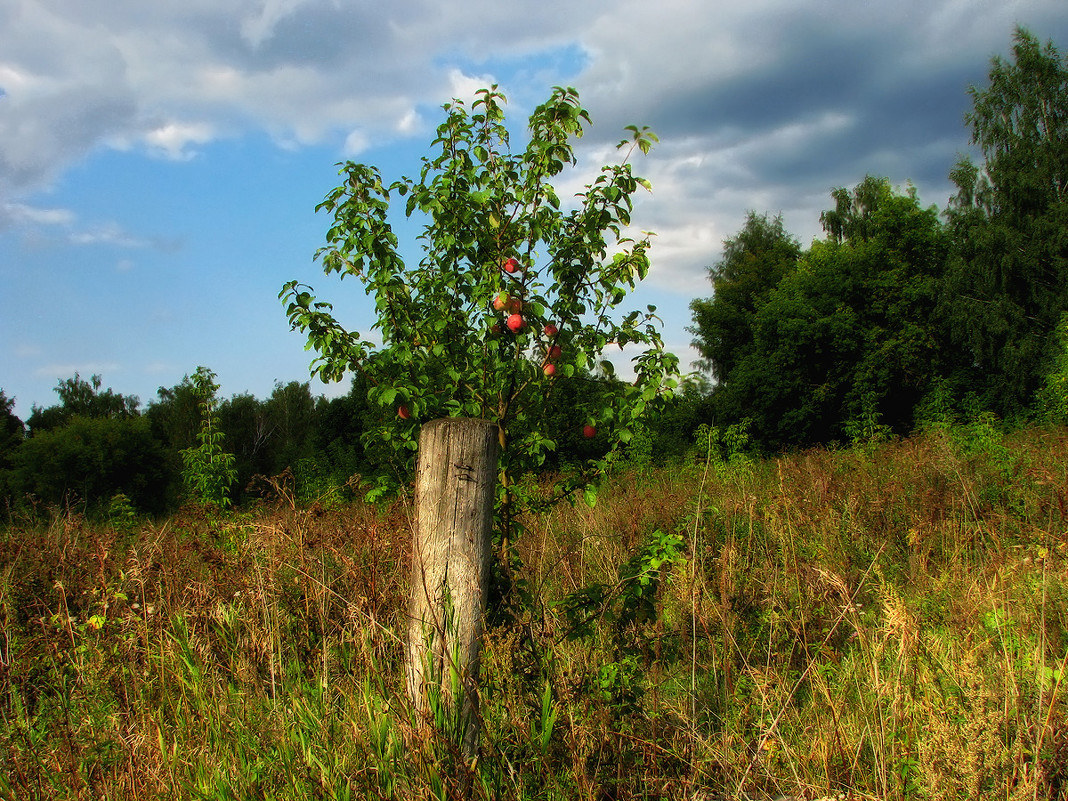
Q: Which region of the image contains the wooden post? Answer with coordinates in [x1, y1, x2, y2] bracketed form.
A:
[405, 417, 499, 763]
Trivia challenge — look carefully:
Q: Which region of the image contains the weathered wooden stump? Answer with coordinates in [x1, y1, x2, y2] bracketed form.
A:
[405, 417, 499, 763]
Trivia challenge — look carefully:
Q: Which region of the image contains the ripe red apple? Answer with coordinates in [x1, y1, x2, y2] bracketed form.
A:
[543, 323, 559, 337]
[583, 424, 597, 438]
[548, 345, 562, 361]
[508, 297, 523, 313]
[492, 292, 509, 311]
[503, 257, 520, 273]
[397, 405, 411, 420]
[506, 313, 524, 333]
[543, 363, 556, 377]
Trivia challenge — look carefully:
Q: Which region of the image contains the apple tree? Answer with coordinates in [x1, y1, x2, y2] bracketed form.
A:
[281, 85, 678, 541]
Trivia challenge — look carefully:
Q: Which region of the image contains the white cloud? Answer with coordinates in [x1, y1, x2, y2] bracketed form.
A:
[343, 128, 369, 156]
[70, 223, 150, 248]
[0, 201, 164, 251]
[446, 68, 497, 105]
[395, 108, 423, 135]
[144, 121, 216, 160]
[0, 202, 75, 228]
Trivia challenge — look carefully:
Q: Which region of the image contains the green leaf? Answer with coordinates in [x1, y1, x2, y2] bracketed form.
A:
[583, 484, 598, 508]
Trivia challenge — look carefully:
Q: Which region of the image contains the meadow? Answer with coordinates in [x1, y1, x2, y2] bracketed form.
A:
[1, 421, 1066, 800]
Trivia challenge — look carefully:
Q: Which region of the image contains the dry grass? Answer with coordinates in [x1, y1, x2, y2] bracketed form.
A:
[0, 425, 1066, 800]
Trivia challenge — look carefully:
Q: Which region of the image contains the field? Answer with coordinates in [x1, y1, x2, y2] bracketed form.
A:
[1, 423, 1066, 800]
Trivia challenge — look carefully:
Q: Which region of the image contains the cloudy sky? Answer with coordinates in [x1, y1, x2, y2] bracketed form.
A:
[1, 0, 1065, 420]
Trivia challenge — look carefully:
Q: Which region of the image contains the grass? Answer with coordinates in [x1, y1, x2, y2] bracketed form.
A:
[0, 424, 1066, 800]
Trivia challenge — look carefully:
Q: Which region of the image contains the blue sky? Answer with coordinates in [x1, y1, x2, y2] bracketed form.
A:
[1, 0, 1066, 420]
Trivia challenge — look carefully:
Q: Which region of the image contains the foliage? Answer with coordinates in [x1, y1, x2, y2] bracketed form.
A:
[1037, 313, 1068, 424]
[1, 377, 169, 515]
[942, 26, 1068, 418]
[7, 414, 170, 514]
[0, 390, 24, 470]
[180, 366, 237, 508]
[693, 418, 754, 475]
[146, 374, 202, 453]
[688, 212, 801, 382]
[705, 177, 950, 450]
[26, 373, 139, 433]
[281, 86, 679, 516]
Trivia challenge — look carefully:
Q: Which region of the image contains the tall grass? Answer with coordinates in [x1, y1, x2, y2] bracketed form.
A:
[0, 425, 1065, 800]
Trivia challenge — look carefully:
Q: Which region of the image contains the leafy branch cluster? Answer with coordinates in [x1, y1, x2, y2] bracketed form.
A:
[180, 366, 237, 508]
[282, 86, 678, 503]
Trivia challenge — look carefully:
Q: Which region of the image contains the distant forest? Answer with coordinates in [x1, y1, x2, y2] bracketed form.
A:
[1, 27, 1066, 516]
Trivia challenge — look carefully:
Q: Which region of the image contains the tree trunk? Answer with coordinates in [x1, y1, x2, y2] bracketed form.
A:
[405, 417, 499, 763]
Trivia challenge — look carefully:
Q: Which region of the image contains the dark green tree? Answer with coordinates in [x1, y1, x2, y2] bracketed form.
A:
[147, 375, 202, 452]
[688, 212, 800, 381]
[27, 374, 140, 433]
[263, 381, 317, 474]
[711, 178, 950, 449]
[9, 415, 170, 514]
[217, 392, 273, 497]
[0, 391, 24, 468]
[310, 374, 377, 485]
[0, 391, 26, 504]
[943, 27, 1068, 417]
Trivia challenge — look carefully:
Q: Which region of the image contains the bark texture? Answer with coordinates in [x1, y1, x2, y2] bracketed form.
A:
[405, 417, 499, 762]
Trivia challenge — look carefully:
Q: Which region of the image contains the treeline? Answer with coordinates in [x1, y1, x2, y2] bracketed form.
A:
[0, 374, 365, 515]
[689, 27, 1068, 449]
[0, 370, 704, 516]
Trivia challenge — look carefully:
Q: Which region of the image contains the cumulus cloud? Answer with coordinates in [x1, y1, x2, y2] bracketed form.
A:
[144, 121, 216, 160]
[0, 199, 173, 252]
[1, 0, 1066, 301]
[0, 0, 601, 200]
[0, 202, 75, 230]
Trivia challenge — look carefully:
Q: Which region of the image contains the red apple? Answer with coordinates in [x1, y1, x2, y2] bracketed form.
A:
[548, 345, 562, 361]
[508, 297, 523, 313]
[503, 257, 520, 273]
[543, 363, 556, 377]
[506, 313, 524, 333]
[492, 292, 509, 311]
[543, 323, 559, 337]
[397, 405, 411, 420]
[583, 424, 597, 438]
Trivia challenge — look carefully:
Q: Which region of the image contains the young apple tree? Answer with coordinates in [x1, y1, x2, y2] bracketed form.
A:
[281, 85, 678, 540]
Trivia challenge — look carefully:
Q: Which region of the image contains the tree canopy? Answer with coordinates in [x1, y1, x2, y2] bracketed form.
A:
[688, 212, 800, 383]
[693, 178, 950, 449]
[942, 26, 1068, 418]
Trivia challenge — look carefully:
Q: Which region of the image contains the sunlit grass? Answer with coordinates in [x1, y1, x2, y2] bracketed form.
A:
[1, 425, 1066, 799]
